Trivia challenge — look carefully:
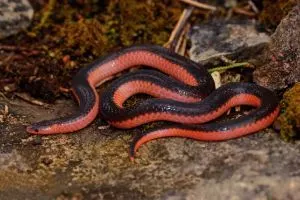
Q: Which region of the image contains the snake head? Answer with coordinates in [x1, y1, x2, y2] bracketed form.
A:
[26, 121, 56, 134]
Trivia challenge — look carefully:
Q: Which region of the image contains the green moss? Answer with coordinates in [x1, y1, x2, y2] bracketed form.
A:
[276, 83, 300, 141]
[32, 0, 57, 33]
[31, 0, 182, 64]
[58, 18, 109, 57]
[59, 1, 180, 54]
[102, 0, 182, 47]
[14, 1, 182, 100]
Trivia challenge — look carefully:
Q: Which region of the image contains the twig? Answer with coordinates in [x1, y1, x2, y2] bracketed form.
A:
[165, 1, 216, 51]
[208, 62, 253, 73]
[232, 7, 256, 17]
[3, 104, 8, 118]
[0, 44, 41, 56]
[248, 0, 259, 13]
[0, 45, 28, 51]
[175, 23, 190, 55]
[0, 104, 9, 122]
[15, 93, 47, 106]
[165, 6, 194, 51]
[59, 87, 71, 93]
[179, 0, 217, 11]
[0, 92, 23, 106]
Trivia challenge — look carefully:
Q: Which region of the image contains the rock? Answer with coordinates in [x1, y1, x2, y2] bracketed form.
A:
[188, 20, 270, 66]
[253, 3, 300, 90]
[0, 0, 33, 39]
[186, 176, 300, 200]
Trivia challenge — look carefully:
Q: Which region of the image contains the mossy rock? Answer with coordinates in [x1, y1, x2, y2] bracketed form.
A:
[276, 83, 300, 141]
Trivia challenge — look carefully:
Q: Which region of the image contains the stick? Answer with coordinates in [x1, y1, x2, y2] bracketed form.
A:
[15, 93, 47, 106]
[179, 0, 217, 11]
[165, 6, 194, 51]
[175, 23, 190, 55]
[232, 7, 256, 17]
[208, 62, 253, 73]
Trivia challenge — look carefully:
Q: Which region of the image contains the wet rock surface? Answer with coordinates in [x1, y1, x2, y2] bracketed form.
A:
[1, 98, 300, 200]
[0, 0, 33, 39]
[188, 20, 270, 66]
[253, 3, 300, 90]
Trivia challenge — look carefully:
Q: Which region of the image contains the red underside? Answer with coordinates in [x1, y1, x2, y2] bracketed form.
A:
[131, 106, 280, 159]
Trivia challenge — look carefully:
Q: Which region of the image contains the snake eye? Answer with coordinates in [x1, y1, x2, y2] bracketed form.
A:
[34, 129, 39, 133]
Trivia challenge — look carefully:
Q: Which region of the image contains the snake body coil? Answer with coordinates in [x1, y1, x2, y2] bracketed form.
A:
[26, 45, 280, 158]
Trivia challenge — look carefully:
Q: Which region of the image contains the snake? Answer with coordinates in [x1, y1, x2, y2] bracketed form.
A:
[26, 45, 280, 159]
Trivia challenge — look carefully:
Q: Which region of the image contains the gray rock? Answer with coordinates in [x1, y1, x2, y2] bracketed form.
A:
[0, 0, 33, 39]
[253, 3, 300, 90]
[188, 21, 270, 66]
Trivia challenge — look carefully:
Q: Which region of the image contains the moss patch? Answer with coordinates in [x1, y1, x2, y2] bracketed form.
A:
[276, 83, 300, 141]
[0, 0, 182, 101]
